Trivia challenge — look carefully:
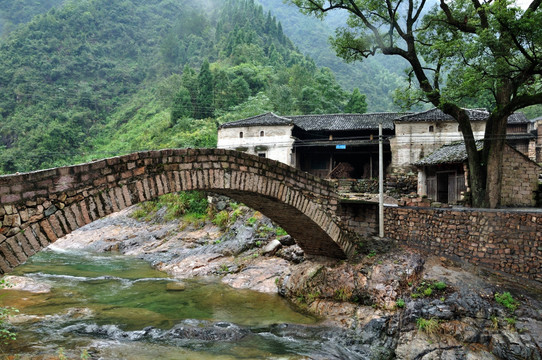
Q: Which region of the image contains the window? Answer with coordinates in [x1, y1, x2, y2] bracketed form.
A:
[429, 125, 434, 133]
[260, 130, 265, 137]
[239, 131, 244, 138]
[258, 153, 266, 158]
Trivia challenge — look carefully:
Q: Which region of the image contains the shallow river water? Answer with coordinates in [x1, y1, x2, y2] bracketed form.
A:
[0, 248, 364, 359]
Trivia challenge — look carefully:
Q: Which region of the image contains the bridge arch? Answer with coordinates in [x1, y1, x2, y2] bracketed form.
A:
[0, 149, 358, 273]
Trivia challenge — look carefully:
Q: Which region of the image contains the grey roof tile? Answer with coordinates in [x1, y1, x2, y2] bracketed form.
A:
[415, 141, 484, 166]
[218, 112, 292, 129]
[286, 113, 407, 131]
[396, 108, 489, 122]
[397, 108, 530, 124]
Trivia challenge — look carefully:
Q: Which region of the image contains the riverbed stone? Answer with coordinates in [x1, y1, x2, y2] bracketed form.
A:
[222, 257, 289, 293]
[262, 239, 281, 255]
[166, 281, 187, 291]
[3, 275, 51, 293]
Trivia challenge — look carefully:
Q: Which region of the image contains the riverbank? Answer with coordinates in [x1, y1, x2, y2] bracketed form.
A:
[7, 197, 542, 359]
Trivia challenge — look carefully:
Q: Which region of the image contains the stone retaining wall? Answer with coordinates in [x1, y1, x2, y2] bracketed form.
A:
[385, 206, 542, 283]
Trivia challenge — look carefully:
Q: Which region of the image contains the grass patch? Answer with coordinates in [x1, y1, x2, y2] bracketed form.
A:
[334, 287, 352, 302]
[495, 292, 519, 312]
[212, 210, 230, 229]
[130, 191, 209, 222]
[410, 280, 449, 299]
[416, 317, 439, 336]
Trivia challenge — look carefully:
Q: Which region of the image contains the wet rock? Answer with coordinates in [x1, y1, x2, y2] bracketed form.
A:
[439, 319, 485, 344]
[166, 281, 187, 291]
[3, 275, 51, 294]
[276, 244, 304, 263]
[395, 330, 466, 360]
[490, 330, 542, 360]
[366, 252, 425, 308]
[167, 320, 248, 342]
[8, 314, 43, 325]
[309, 299, 358, 328]
[222, 258, 289, 293]
[278, 235, 295, 246]
[262, 239, 281, 255]
[445, 291, 494, 319]
[421, 300, 455, 320]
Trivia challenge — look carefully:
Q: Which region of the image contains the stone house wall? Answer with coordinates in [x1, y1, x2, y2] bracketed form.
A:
[500, 145, 541, 207]
[217, 125, 295, 166]
[537, 119, 542, 164]
[390, 121, 486, 172]
[384, 206, 542, 284]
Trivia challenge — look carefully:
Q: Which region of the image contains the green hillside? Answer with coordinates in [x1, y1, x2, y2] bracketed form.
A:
[256, 0, 408, 112]
[0, 0, 66, 36]
[0, 0, 356, 173]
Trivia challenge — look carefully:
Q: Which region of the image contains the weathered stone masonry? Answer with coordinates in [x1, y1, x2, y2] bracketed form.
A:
[385, 207, 542, 284]
[0, 148, 360, 273]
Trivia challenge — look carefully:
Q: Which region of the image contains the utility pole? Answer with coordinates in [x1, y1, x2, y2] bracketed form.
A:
[379, 123, 384, 238]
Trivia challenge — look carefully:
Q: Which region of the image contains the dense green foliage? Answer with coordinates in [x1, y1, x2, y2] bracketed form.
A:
[0, 0, 358, 173]
[130, 191, 209, 222]
[0, 0, 65, 37]
[256, 0, 407, 111]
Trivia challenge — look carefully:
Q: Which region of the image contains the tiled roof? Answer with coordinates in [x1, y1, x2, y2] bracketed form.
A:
[218, 112, 292, 129]
[286, 113, 406, 131]
[396, 108, 489, 122]
[507, 112, 530, 124]
[396, 108, 530, 124]
[415, 141, 484, 166]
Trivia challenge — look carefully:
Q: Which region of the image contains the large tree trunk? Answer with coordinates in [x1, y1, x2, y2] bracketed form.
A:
[441, 103, 487, 207]
[481, 113, 509, 208]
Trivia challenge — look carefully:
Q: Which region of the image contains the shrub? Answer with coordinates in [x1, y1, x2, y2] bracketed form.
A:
[434, 281, 447, 290]
[213, 210, 229, 228]
[495, 292, 519, 312]
[423, 288, 433, 297]
[396, 298, 405, 308]
[129, 191, 209, 222]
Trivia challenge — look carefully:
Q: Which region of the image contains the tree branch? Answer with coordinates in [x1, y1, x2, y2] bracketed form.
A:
[439, 0, 477, 33]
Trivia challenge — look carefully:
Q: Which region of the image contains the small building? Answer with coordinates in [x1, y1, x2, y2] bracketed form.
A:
[217, 112, 402, 179]
[506, 113, 537, 161]
[288, 113, 400, 179]
[416, 142, 541, 207]
[217, 113, 295, 165]
[390, 108, 535, 173]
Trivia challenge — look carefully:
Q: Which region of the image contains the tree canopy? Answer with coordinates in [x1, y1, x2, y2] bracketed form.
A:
[289, 0, 542, 208]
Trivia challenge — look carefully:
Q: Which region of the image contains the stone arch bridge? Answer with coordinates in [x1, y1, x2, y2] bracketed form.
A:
[0, 148, 364, 273]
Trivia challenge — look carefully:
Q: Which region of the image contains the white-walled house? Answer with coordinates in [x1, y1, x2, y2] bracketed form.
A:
[218, 112, 399, 178]
[390, 108, 487, 173]
[217, 113, 295, 165]
[389, 108, 534, 173]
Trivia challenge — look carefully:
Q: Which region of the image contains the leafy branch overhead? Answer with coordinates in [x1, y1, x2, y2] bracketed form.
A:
[288, 0, 542, 208]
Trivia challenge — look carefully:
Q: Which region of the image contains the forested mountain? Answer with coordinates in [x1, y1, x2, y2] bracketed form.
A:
[0, 0, 360, 173]
[0, 0, 66, 37]
[256, 0, 408, 111]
